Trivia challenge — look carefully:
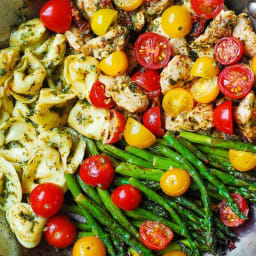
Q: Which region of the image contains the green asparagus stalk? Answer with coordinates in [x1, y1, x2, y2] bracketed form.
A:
[77, 232, 95, 239]
[196, 145, 229, 159]
[76, 222, 91, 231]
[83, 136, 100, 156]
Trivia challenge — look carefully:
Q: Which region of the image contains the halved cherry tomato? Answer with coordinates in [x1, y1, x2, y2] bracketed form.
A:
[111, 184, 142, 211]
[213, 101, 233, 134]
[144, 89, 161, 102]
[89, 81, 115, 109]
[91, 9, 118, 36]
[104, 109, 126, 144]
[40, 0, 72, 33]
[134, 32, 172, 70]
[215, 37, 244, 65]
[143, 106, 164, 137]
[220, 193, 249, 227]
[229, 150, 256, 172]
[44, 215, 77, 248]
[218, 65, 254, 99]
[30, 182, 63, 218]
[251, 55, 256, 75]
[139, 221, 174, 250]
[191, 0, 224, 19]
[161, 6, 192, 38]
[124, 118, 156, 149]
[113, 0, 143, 11]
[79, 155, 114, 190]
[73, 236, 106, 256]
[160, 169, 191, 197]
[162, 88, 194, 117]
[163, 251, 187, 256]
[190, 15, 207, 37]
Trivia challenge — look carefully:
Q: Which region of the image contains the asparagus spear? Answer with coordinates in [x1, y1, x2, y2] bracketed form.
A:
[77, 232, 95, 238]
[196, 144, 229, 159]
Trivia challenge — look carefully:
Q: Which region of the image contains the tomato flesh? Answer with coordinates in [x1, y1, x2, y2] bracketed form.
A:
[79, 155, 114, 190]
[213, 101, 233, 134]
[191, 0, 224, 19]
[218, 65, 254, 99]
[40, 0, 72, 33]
[89, 81, 115, 109]
[220, 193, 249, 227]
[143, 106, 164, 137]
[134, 32, 171, 69]
[30, 183, 63, 218]
[44, 215, 77, 248]
[139, 221, 174, 250]
[111, 184, 142, 211]
[215, 37, 244, 65]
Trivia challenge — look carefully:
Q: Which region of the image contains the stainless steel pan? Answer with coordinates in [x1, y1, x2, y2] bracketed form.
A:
[0, 0, 256, 255]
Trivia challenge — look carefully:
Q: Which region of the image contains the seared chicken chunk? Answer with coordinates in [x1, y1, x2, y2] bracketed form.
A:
[99, 74, 149, 113]
[144, 0, 173, 17]
[165, 104, 214, 132]
[234, 91, 256, 142]
[233, 13, 256, 58]
[160, 55, 193, 94]
[82, 25, 128, 60]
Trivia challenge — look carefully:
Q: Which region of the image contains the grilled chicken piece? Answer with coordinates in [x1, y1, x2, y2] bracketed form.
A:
[99, 74, 149, 113]
[82, 25, 128, 60]
[144, 0, 173, 16]
[160, 55, 193, 94]
[233, 13, 256, 58]
[234, 91, 256, 142]
[165, 104, 214, 132]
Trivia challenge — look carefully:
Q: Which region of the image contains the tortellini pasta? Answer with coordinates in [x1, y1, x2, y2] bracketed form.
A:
[0, 88, 14, 125]
[64, 54, 99, 100]
[6, 203, 47, 248]
[0, 156, 22, 211]
[9, 18, 49, 51]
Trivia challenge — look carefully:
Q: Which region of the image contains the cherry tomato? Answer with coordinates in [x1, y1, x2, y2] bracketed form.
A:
[40, 0, 72, 33]
[161, 6, 192, 38]
[229, 150, 256, 172]
[73, 236, 106, 256]
[143, 106, 164, 137]
[124, 118, 156, 149]
[191, 0, 224, 19]
[104, 109, 126, 144]
[251, 55, 256, 75]
[163, 252, 187, 256]
[190, 15, 207, 37]
[111, 184, 142, 211]
[160, 169, 191, 197]
[134, 32, 172, 70]
[213, 101, 233, 134]
[139, 221, 174, 250]
[44, 215, 77, 248]
[89, 81, 115, 109]
[79, 155, 114, 190]
[30, 182, 63, 218]
[215, 37, 244, 65]
[220, 193, 249, 227]
[143, 89, 161, 102]
[218, 65, 254, 99]
[113, 0, 143, 11]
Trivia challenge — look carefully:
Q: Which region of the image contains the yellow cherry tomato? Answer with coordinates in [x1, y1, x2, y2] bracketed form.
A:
[160, 169, 191, 197]
[100, 51, 128, 76]
[251, 55, 256, 75]
[163, 251, 187, 256]
[191, 57, 219, 79]
[190, 77, 219, 104]
[124, 118, 156, 149]
[72, 236, 106, 256]
[229, 150, 256, 172]
[113, 0, 143, 11]
[161, 6, 192, 38]
[91, 9, 118, 36]
[162, 88, 193, 117]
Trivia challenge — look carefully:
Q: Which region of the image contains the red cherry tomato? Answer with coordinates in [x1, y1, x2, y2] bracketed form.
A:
[190, 15, 207, 37]
[139, 221, 174, 250]
[214, 37, 244, 66]
[30, 183, 63, 218]
[134, 32, 171, 70]
[191, 0, 224, 19]
[213, 101, 233, 134]
[44, 215, 77, 248]
[220, 193, 249, 227]
[79, 155, 114, 190]
[218, 65, 254, 99]
[143, 89, 161, 102]
[104, 109, 126, 144]
[143, 106, 164, 137]
[40, 0, 72, 33]
[111, 184, 142, 211]
[89, 81, 115, 109]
